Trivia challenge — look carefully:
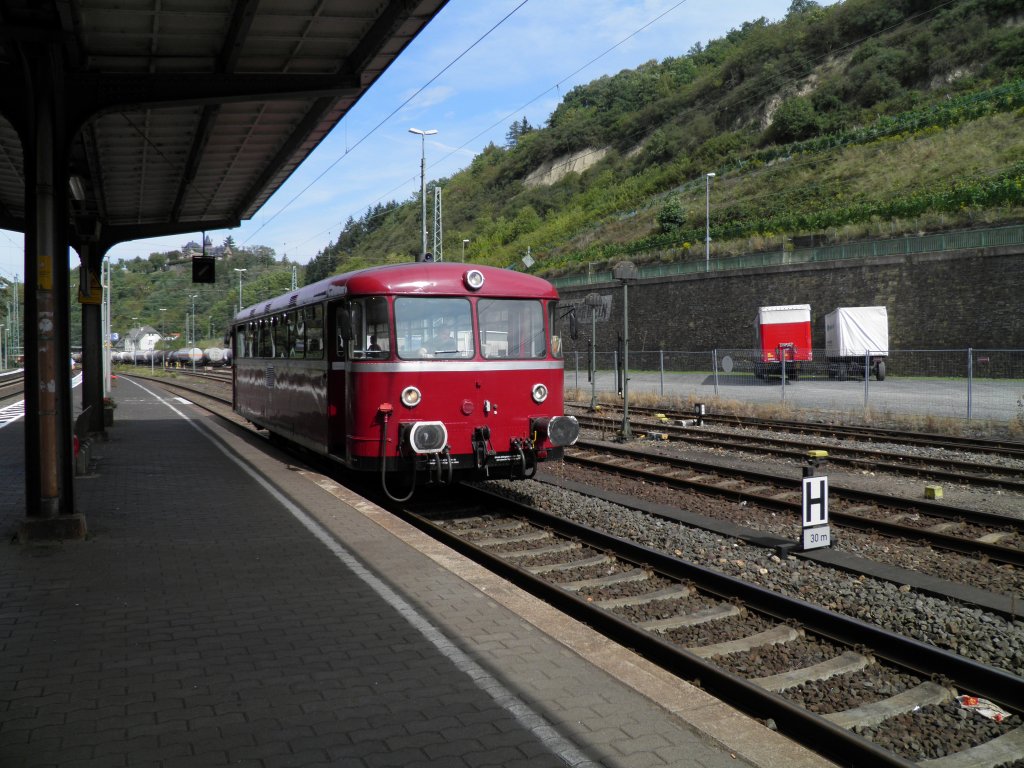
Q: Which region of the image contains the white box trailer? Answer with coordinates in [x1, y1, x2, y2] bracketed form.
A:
[824, 306, 889, 380]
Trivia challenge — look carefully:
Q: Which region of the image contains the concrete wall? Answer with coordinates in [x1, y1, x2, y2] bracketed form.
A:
[558, 245, 1024, 351]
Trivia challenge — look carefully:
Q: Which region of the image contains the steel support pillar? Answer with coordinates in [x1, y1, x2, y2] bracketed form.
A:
[18, 46, 85, 540]
[78, 243, 106, 435]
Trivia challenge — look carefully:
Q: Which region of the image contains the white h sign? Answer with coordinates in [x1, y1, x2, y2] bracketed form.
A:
[801, 475, 830, 550]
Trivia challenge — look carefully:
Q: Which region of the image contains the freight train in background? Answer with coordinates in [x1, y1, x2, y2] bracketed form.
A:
[107, 347, 233, 367]
[230, 262, 580, 500]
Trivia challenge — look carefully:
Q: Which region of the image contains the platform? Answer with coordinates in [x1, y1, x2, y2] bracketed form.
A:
[0, 376, 835, 767]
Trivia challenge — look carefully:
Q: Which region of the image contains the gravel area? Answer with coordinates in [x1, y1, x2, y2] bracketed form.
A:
[480, 477, 1024, 677]
[543, 455, 1024, 596]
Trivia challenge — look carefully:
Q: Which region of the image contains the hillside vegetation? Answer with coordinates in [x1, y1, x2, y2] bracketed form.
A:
[102, 0, 1023, 344]
[304, 0, 1024, 280]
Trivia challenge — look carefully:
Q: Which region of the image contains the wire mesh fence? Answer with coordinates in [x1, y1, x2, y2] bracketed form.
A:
[565, 348, 1024, 425]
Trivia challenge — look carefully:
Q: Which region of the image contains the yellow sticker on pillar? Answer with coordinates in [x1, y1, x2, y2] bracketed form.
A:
[78, 266, 101, 304]
[39, 254, 53, 290]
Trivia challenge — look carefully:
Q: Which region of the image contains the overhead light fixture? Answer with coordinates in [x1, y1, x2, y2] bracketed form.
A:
[68, 175, 86, 202]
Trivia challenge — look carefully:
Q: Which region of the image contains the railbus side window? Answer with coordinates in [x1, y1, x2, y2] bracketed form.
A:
[258, 319, 273, 357]
[235, 326, 247, 359]
[478, 298, 545, 359]
[305, 305, 324, 359]
[274, 313, 290, 358]
[288, 311, 303, 358]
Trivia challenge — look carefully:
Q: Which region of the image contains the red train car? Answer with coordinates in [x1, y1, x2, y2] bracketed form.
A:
[231, 262, 579, 498]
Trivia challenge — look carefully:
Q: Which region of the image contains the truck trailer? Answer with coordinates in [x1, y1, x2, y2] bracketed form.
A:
[754, 304, 812, 380]
[825, 306, 889, 381]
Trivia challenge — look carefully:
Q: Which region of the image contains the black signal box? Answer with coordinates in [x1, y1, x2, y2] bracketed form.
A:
[192, 256, 215, 283]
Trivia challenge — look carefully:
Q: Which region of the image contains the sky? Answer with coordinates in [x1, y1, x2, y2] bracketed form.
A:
[0, 0, 810, 282]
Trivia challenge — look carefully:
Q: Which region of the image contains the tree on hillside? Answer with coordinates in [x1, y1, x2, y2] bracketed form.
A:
[304, 249, 337, 285]
[657, 196, 687, 233]
[505, 117, 534, 149]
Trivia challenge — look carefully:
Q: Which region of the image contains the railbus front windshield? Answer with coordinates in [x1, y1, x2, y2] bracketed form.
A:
[395, 297, 475, 359]
[478, 298, 547, 359]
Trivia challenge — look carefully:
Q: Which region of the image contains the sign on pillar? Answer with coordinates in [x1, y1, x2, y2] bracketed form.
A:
[801, 450, 831, 550]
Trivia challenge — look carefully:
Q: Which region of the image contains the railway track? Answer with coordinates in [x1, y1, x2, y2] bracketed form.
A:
[0, 371, 23, 402]
[565, 439, 1024, 569]
[572, 412, 1024, 492]
[392, 483, 1024, 768]
[571, 402, 1024, 460]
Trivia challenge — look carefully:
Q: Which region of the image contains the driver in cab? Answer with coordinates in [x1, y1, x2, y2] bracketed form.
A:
[432, 322, 457, 354]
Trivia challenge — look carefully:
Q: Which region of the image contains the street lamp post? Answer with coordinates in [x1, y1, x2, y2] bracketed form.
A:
[584, 294, 603, 411]
[234, 268, 247, 313]
[158, 307, 167, 369]
[705, 172, 715, 272]
[408, 128, 437, 261]
[189, 294, 198, 371]
[462, 239, 469, 261]
[612, 261, 637, 439]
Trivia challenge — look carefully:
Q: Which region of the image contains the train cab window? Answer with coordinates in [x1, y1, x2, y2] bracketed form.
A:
[304, 305, 324, 359]
[478, 298, 546, 359]
[347, 297, 391, 359]
[395, 298, 473, 360]
[549, 302, 564, 359]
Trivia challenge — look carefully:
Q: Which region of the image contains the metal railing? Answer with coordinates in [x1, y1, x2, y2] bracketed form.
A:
[551, 224, 1024, 288]
[566, 347, 1024, 425]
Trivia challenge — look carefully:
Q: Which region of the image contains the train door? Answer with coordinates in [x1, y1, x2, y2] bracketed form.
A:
[340, 296, 392, 465]
[326, 300, 348, 455]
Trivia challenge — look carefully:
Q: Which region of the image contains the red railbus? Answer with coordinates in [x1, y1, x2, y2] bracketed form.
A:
[231, 262, 579, 498]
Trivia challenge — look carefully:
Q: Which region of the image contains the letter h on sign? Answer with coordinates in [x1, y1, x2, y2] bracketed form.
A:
[802, 476, 829, 527]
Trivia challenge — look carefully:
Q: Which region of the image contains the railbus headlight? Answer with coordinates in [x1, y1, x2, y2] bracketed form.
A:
[401, 386, 422, 408]
[531, 415, 580, 447]
[463, 269, 485, 290]
[405, 421, 448, 454]
[531, 383, 549, 404]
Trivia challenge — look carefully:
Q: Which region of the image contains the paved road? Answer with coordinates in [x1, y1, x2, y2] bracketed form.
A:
[566, 368, 1023, 423]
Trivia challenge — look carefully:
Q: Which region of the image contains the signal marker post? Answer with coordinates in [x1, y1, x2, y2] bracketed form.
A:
[801, 450, 831, 550]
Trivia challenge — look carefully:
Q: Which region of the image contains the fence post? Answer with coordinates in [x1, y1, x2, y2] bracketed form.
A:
[614, 349, 620, 397]
[967, 347, 973, 421]
[713, 349, 720, 397]
[780, 353, 787, 402]
[659, 349, 664, 396]
[864, 350, 870, 410]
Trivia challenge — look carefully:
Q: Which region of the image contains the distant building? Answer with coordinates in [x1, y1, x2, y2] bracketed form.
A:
[124, 325, 162, 353]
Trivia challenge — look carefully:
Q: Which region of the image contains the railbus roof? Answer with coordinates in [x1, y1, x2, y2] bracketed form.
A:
[234, 262, 560, 323]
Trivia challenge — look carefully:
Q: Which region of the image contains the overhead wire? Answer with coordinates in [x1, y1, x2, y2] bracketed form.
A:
[297, 0, 971, 262]
[241, 0, 532, 246]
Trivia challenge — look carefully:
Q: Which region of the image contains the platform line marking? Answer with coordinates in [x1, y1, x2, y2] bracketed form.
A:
[124, 376, 598, 768]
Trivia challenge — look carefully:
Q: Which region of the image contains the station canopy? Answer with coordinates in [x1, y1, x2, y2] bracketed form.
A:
[0, 0, 449, 246]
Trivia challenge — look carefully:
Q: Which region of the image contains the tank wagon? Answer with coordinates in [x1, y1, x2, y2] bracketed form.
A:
[231, 262, 580, 499]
